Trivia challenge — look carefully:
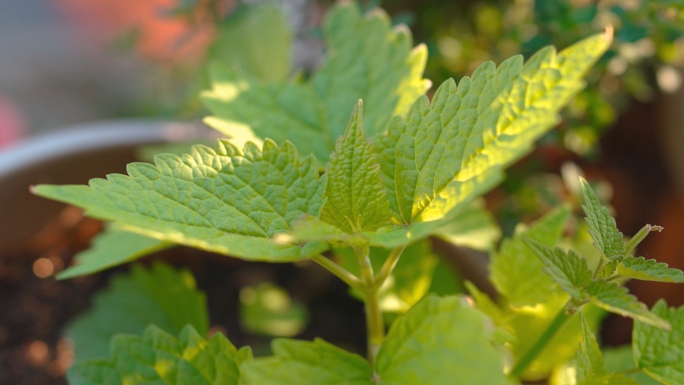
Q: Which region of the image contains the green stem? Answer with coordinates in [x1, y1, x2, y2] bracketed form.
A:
[624, 224, 663, 256]
[510, 302, 574, 378]
[355, 245, 384, 365]
[310, 254, 363, 291]
[374, 245, 406, 289]
[593, 258, 606, 279]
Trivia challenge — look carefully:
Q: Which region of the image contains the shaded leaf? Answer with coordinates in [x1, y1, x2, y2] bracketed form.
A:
[375, 295, 508, 385]
[239, 282, 309, 337]
[634, 300, 684, 385]
[68, 325, 251, 385]
[67, 263, 209, 361]
[34, 139, 328, 262]
[203, 2, 429, 162]
[490, 206, 570, 306]
[58, 226, 171, 280]
[433, 199, 501, 252]
[240, 338, 373, 385]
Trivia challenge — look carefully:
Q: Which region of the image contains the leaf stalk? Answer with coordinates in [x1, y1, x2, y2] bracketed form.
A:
[374, 245, 407, 289]
[310, 254, 363, 291]
[354, 245, 385, 366]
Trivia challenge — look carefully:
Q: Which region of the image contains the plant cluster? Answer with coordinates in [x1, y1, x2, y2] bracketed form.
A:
[33, 2, 684, 384]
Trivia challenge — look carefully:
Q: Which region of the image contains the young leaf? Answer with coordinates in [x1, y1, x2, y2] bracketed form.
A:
[577, 312, 606, 383]
[580, 178, 626, 260]
[377, 31, 612, 225]
[617, 256, 684, 283]
[523, 239, 593, 299]
[209, 4, 292, 82]
[490, 206, 570, 307]
[67, 263, 209, 361]
[68, 325, 252, 385]
[375, 295, 508, 385]
[33, 139, 328, 262]
[57, 226, 171, 280]
[203, 2, 429, 162]
[585, 281, 670, 329]
[240, 338, 373, 385]
[633, 300, 684, 385]
[320, 101, 392, 234]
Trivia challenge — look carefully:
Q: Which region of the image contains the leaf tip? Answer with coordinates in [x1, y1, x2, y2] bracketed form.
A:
[603, 25, 614, 42]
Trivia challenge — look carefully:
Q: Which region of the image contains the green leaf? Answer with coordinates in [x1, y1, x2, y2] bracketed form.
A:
[634, 300, 684, 385]
[33, 139, 328, 262]
[203, 2, 429, 162]
[57, 226, 171, 279]
[375, 295, 508, 385]
[580, 178, 626, 260]
[68, 325, 252, 385]
[617, 256, 684, 283]
[433, 198, 501, 252]
[240, 338, 373, 385]
[239, 282, 309, 337]
[577, 312, 606, 383]
[585, 281, 670, 329]
[603, 346, 661, 385]
[320, 101, 392, 234]
[377, 32, 612, 225]
[523, 239, 593, 299]
[490, 206, 570, 306]
[209, 4, 292, 82]
[67, 263, 209, 361]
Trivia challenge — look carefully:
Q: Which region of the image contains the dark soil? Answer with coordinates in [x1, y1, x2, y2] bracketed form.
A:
[0, 207, 367, 385]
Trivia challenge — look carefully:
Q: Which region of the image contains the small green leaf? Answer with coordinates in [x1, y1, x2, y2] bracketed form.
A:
[377, 32, 612, 225]
[239, 282, 309, 337]
[585, 281, 670, 329]
[58, 226, 171, 280]
[577, 312, 606, 383]
[617, 256, 684, 283]
[240, 338, 373, 385]
[68, 325, 251, 385]
[203, 2, 429, 162]
[321, 101, 392, 234]
[34, 139, 328, 262]
[634, 300, 684, 385]
[580, 178, 626, 260]
[375, 295, 508, 385]
[209, 4, 292, 82]
[490, 206, 570, 306]
[523, 239, 593, 299]
[67, 263, 209, 361]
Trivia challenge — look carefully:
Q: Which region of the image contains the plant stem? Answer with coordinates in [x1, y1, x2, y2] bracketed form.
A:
[374, 245, 406, 289]
[310, 254, 363, 291]
[624, 224, 663, 256]
[355, 245, 384, 365]
[510, 303, 574, 378]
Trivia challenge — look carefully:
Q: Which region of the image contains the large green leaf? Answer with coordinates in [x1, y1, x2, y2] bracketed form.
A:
[34, 139, 328, 262]
[490, 206, 570, 307]
[67, 263, 209, 361]
[617, 256, 684, 283]
[375, 295, 508, 385]
[203, 2, 429, 162]
[580, 178, 625, 260]
[376, 32, 612, 226]
[524, 239, 593, 299]
[634, 300, 684, 385]
[58, 226, 171, 280]
[68, 325, 252, 385]
[240, 338, 373, 385]
[585, 281, 670, 329]
[209, 4, 292, 82]
[320, 101, 392, 234]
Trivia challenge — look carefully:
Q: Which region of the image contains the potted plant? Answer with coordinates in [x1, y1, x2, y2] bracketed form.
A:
[5, 2, 684, 384]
